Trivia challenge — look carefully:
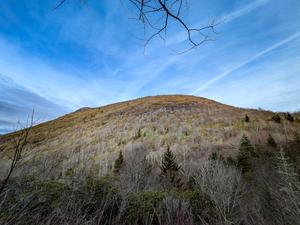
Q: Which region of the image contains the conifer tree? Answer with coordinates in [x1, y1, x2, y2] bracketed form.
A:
[272, 114, 281, 123]
[113, 151, 124, 173]
[237, 135, 255, 174]
[161, 145, 181, 174]
[267, 134, 277, 147]
[285, 113, 294, 122]
[244, 114, 250, 122]
[161, 146, 181, 186]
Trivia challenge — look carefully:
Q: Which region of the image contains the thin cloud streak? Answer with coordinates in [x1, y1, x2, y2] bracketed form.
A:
[191, 31, 300, 95]
[167, 0, 268, 47]
[220, 0, 269, 23]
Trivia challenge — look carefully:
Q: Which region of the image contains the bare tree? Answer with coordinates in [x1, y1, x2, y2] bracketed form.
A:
[0, 112, 34, 194]
[192, 159, 245, 225]
[118, 142, 153, 192]
[53, 0, 218, 53]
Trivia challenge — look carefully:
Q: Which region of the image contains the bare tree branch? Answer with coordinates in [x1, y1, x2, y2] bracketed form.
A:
[53, 0, 219, 53]
[0, 111, 35, 195]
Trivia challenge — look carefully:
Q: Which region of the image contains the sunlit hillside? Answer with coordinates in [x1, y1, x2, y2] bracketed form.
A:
[1, 95, 299, 179]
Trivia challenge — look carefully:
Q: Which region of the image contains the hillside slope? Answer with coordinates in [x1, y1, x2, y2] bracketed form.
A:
[0, 95, 299, 178]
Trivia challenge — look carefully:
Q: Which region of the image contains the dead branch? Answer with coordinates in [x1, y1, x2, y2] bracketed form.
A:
[53, 0, 219, 53]
[0, 111, 35, 195]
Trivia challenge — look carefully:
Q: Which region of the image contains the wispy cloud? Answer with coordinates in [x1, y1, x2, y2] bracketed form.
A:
[191, 31, 300, 95]
[0, 0, 300, 133]
[167, 0, 269, 47]
[0, 75, 69, 133]
[221, 0, 269, 23]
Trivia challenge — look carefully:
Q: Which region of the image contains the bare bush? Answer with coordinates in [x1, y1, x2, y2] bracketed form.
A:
[271, 148, 300, 225]
[192, 159, 245, 225]
[118, 142, 159, 192]
[156, 194, 193, 225]
[0, 113, 34, 194]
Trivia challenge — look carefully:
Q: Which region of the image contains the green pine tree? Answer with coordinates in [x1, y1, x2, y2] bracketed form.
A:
[285, 113, 294, 122]
[272, 114, 281, 123]
[237, 135, 256, 174]
[161, 145, 181, 174]
[161, 146, 182, 187]
[267, 134, 277, 147]
[113, 151, 124, 173]
[244, 114, 250, 122]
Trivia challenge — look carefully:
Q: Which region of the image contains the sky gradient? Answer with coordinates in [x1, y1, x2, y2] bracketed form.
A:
[0, 0, 300, 133]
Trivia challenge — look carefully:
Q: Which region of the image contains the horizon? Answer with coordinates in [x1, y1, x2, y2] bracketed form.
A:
[1, 0, 300, 133]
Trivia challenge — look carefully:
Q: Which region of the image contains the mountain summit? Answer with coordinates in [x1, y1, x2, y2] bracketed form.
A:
[0, 95, 299, 178]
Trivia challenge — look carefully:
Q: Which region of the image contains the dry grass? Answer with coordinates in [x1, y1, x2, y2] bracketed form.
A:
[0, 95, 299, 178]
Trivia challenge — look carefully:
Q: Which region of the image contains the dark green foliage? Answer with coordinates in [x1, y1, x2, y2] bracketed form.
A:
[209, 152, 218, 160]
[267, 134, 277, 147]
[161, 146, 182, 188]
[121, 191, 164, 224]
[164, 127, 169, 134]
[244, 114, 250, 122]
[65, 168, 75, 178]
[285, 113, 294, 122]
[134, 128, 142, 140]
[294, 132, 300, 143]
[161, 146, 181, 174]
[179, 191, 217, 224]
[0, 176, 121, 225]
[122, 191, 217, 225]
[237, 135, 256, 174]
[226, 156, 236, 166]
[187, 176, 196, 190]
[272, 114, 281, 123]
[209, 152, 225, 162]
[1, 142, 300, 225]
[113, 151, 124, 173]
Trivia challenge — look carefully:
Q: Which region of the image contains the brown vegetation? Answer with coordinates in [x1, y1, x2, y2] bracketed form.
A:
[0, 95, 300, 224]
[0, 95, 299, 179]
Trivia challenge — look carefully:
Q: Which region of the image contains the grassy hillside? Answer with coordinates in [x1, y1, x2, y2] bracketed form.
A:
[1, 95, 300, 225]
[0, 95, 299, 179]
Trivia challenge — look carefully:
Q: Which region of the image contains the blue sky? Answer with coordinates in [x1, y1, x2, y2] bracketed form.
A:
[0, 0, 300, 133]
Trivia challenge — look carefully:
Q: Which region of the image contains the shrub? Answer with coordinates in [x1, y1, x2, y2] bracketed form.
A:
[209, 152, 224, 162]
[179, 191, 217, 224]
[244, 114, 250, 122]
[237, 135, 256, 174]
[285, 113, 294, 122]
[271, 114, 281, 123]
[209, 152, 218, 160]
[267, 134, 277, 147]
[294, 132, 300, 143]
[120, 191, 165, 224]
[273, 149, 300, 224]
[113, 151, 124, 173]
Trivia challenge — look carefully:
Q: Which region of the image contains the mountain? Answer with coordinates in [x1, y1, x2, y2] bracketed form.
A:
[0, 95, 299, 178]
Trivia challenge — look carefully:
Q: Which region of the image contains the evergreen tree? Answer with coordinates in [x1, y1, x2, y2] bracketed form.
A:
[244, 114, 250, 122]
[267, 134, 277, 147]
[209, 152, 218, 161]
[161, 146, 182, 187]
[161, 145, 181, 174]
[237, 135, 255, 174]
[113, 151, 124, 173]
[272, 114, 281, 123]
[134, 128, 142, 140]
[285, 113, 294, 122]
